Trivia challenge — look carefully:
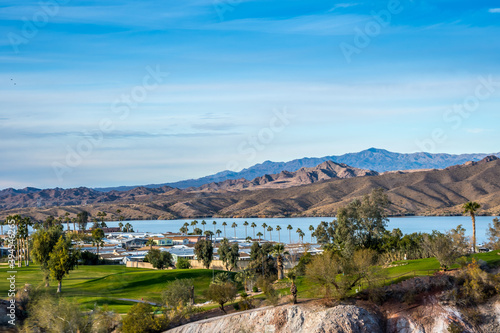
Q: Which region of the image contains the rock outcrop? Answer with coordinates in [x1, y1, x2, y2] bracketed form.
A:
[167, 304, 384, 333]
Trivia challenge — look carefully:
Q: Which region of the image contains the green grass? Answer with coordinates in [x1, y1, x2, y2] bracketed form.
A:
[0, 264, 225, 314]
[2, 251, 498, 314]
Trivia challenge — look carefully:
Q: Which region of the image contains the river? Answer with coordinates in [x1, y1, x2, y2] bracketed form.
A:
[102, 216, 498, 245]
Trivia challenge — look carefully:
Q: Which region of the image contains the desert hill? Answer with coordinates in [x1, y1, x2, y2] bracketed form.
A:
[1, 156, 500, 221]
[195, 160, 379, 192]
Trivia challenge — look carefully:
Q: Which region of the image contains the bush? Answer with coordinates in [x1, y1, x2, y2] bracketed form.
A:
[252, 286, 258, 293]
[162, 279, 194, 308]
[176, 257, 191, 269]
[121, 302, 168, 333]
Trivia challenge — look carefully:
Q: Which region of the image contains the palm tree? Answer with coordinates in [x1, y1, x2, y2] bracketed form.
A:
[213, 221, 217, 233]
[276, 225, 282, 243]
[191, 220, 198, 233]
[72, 217, 77, 233]
[251, 222, 257, 238]
[64, 212, 70, 231]
[231, 222, 238, 239]
[463, 201, 481, 253]
[179, 226, 188, 235]
[124, 223, 133, 232]
[118, 222, 124, 231]
[296, 228, 303, 243]
[287, 225, 293, 243]
[256, 232, 263, 242]
[272, 244, 288, 279]
[262, 223, 267, 237]
[0, 219, 4, 235]
[222, 222, 227, 238]
[146, 239, 155, 250]
[245, 236, 253, 243]
[97, 211, 107, 223]
[309, 225, 315, 243]
[216, 229, 222, 238]
[201, 220, 207, 232]
[243, 221, 249, 238]
[204, 230, 214, 240]
[267, 226, 273, 241]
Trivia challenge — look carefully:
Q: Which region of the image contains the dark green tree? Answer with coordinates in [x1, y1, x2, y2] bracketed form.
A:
[145, 249, 173, 269]
[47, 235, 78, 293]
[194, 239, 213, 269]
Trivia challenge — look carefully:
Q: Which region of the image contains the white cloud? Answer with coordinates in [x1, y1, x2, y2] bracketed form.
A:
[489, 8, 500, 13]
[466, 128, 492, 134]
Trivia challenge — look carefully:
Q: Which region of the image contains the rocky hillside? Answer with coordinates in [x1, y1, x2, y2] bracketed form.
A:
[1, 156, 500, 221]
[95, 148, 498, 191]
[196, 161, 378, 192]
[166, 296, 500, 333]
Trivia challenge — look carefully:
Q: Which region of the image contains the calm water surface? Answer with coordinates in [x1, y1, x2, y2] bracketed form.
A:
[104, 216, 498, 245]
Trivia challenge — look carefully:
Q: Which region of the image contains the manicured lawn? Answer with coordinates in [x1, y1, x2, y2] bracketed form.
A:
[0, 264, 224, 314]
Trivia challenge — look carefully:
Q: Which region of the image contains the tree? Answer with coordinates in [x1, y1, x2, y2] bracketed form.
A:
[213, 220, 217, 233]
[191, 220, 198, 233]
[146, 238, 156, 250]
[256, 232, 263, 241]
[243, 221, 249, 238]
[272, 244, 288, 279]
[251, 222, 257, 238]
[162, 279, 194, 308]
[267, 226, 273, 241]
[64, 212, 71, 231]
[76, 211, 88, 232]
[218, 239, 239, 271]
[92, 228, 105, 257]
[204, 281, 237, 314]
[448, 224, 470, 255]
[296, 228, 304, 243]
[287, 225, 293, 243]
[216, 229, 222, 238]
[463, 201, 481, 253]
[145, 249, 173, 269]
[276, 225, 282, 243]
[487, 218, 500, 250]
[222, 222, 227, 238]
[0, 218, 4, 235]
[204, 230, 214, 240]
[48, 235, 78, 292]
[97, 211, 107, 223]
[121, 302, 165, 333]
[71, 217, 77, 233]
[262, 223, 268, 237]
[31, 226, 63, 287]
[176, 257, 191, 269]
[124, 222, 133, 232]
[118, 222, 124, 231]
[231, 222, 238, 239]
[423, 231, 460, 271]
[194, 239, 213, 269]
[309, 225, 315, 243]
[201, 220, 207, 233]
[248, 242, 277, 278]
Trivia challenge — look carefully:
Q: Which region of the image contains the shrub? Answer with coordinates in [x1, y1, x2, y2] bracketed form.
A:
[176, 257, 191, 269]
[252, 286, 258, 293]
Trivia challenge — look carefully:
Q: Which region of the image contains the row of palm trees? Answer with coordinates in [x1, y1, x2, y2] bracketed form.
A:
[177, 220, 314, 243]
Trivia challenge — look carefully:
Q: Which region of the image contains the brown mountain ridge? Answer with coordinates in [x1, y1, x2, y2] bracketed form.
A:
[1, 156, 499, 221]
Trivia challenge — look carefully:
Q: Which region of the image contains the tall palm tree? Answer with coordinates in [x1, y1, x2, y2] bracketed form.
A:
[201, 220, 207, 232]
[72, 217, 77, 233]
[287, 225, 293, 243]
[222, 222, 227, 238]
[204, 230, 214, 241]
[267, 226, 273, 241]
[213, 221, 217, 233]
[296, 228, 303, 243]
[276, 225, 282, 243]
[118, 222, 124, 231]
[262, 223, 267, 237]
[216, 229, 222, 238]
[64, 212, 70, 231]
[463, 201, 481, 253]
[191, 220, 198, 233]
[0, 219, 4, 235]
[243, 221, 249, 238]
[231, 222, 238, 238]
[256, 232, 263, 242]
[272, 244, 288, 279]
[309, 225, 315, 243]
[251, 222, 257, 238]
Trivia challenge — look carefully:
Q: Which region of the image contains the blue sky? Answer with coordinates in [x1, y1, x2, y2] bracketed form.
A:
[1, 0, 500, 189]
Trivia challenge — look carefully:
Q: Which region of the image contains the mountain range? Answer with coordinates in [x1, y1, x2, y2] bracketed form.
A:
[93, 148, 500, 191]
[1, 155, 500, 221]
